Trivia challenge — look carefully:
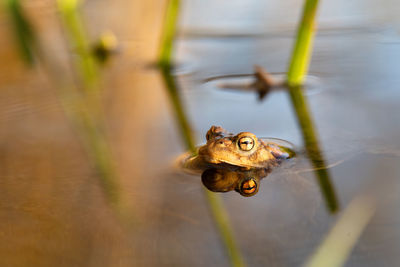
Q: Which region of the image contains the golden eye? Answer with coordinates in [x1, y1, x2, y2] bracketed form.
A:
[240, 178, 258, 196]
[238, 137, 255, 151]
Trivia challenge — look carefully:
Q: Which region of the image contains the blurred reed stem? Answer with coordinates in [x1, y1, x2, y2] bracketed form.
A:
[6, 0, 36, 65]
[4, 0, 119, 208]
[56, 0, 120, 207]
[61, 94, 120, 205]
[57, 0, 99, 92]
[160, 66, 245, 267]
[286, 0, 338, 212]
[305, 195, 376, 267]
[158, 0, 180, 67]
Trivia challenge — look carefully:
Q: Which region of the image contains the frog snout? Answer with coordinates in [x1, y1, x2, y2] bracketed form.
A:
[214, 139, 232, 147]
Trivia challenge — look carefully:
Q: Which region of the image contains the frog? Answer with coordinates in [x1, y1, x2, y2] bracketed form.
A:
[177, 126, 295, 197]
[181, 126, 294, 172]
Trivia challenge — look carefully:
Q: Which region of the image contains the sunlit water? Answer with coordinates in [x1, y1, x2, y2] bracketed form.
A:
[0, 0, 400, 266]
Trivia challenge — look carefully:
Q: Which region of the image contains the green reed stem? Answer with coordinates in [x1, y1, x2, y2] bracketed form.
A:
[6, 0, 36, 65]
[205, 191, 246, 267]
[286, 0, 338, 212]
[287, 0, 318, 87]
[288, 86, 338, 213]
[160, 67, 196, 152]
[158, 0, 180, 67]
[57, 0, 99, 91]
[63, 95, 120, 205]
[161, 66, 245, 267]
[56, 0, 120, 206]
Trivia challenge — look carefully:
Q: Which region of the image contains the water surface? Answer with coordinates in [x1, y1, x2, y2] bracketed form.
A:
[1, 0, 400, 266]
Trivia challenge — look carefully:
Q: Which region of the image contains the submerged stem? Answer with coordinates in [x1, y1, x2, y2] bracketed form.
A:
[161, 67, 245, 267]
[160, 66, 196, 152]
[288, 86, 338, 212]
[206, 191, 246, 267]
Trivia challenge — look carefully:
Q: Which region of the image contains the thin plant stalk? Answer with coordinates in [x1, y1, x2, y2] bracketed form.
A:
[206, 191, 246, 267]
[56, 0, 120, 206]
[305, 195, 376, 267]
[288, 86, 338, 212]
[160, 67, 245, 267]
[5, 0, 119, 208]
[286, 0, 338, 212]
[287, 0, 319, 87]
[57, 0, 99, 92]
[69, 99, 120, 204]
[158, 0, 180, 67]
[6, 0, 36, 65]
[160, 67, 196, 152]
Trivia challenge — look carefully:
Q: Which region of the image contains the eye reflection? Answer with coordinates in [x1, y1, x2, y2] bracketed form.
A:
[239, 178, 258, 196]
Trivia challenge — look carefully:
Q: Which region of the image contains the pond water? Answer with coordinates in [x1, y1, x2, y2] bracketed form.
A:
[1, 0, 400, 266]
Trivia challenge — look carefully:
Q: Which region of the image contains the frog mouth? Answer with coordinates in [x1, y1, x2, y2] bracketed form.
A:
[201, 155, 268, 169]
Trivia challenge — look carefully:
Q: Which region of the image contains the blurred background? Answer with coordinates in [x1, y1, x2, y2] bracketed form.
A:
[0, 0, 400, 266]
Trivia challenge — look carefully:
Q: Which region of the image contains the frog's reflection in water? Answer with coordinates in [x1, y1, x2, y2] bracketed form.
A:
[201, 167, 272, 197]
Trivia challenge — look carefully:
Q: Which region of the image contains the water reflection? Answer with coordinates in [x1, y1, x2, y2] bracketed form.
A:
[200, 66, 339, 211]
[212, 65, 285, 100]
[201, 167, 271, 197]
[287, 84, 339, 213]
[204, 66, 323, 101]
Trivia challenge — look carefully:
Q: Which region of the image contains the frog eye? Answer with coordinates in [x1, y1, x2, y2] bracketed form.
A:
[239, 178, 258, 196]
[238, 137, 255, 151]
